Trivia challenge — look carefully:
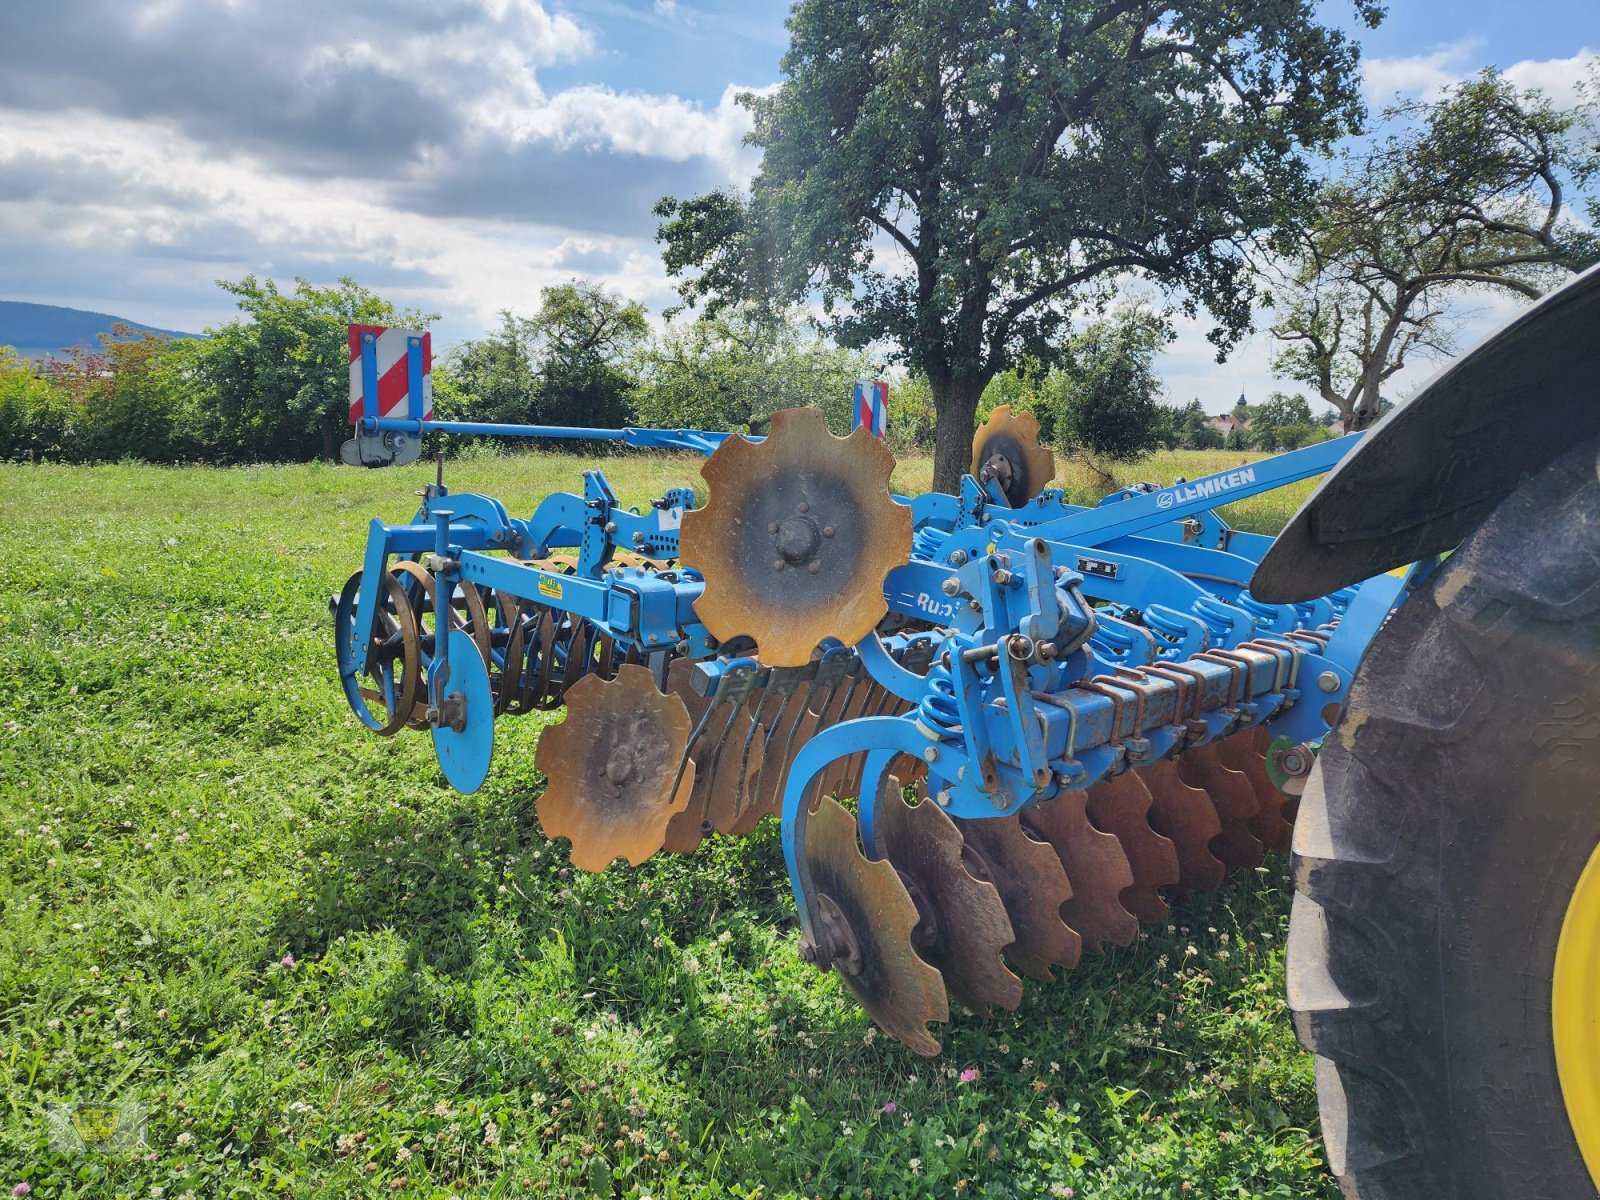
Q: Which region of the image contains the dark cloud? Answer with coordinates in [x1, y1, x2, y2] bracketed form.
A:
[0, 0, 566, 178]
[393, 141, 724, 237]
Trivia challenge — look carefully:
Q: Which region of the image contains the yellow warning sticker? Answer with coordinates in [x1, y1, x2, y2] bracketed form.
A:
[538, 576, 563, 600]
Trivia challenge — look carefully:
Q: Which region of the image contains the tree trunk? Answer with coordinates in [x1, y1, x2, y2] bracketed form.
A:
[929, 371, 988, 494]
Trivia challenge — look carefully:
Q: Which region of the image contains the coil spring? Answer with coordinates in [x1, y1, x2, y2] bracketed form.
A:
[912, 525, 950, 562]
[914, 656, 963, 738]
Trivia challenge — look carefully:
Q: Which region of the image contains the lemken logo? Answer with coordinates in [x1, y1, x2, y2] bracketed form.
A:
[913, 592, 959, 620]
[1154, 466, 1257, 510]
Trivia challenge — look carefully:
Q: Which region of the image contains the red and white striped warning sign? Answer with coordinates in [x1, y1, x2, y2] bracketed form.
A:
[347, 325, 432, 423]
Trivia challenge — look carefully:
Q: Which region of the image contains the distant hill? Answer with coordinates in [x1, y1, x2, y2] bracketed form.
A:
[0, 300, 200, 360]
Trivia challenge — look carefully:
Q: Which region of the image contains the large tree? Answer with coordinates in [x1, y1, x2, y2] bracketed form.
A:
[656, 0, 1380, 490]
[1272, 69, 1599, 430]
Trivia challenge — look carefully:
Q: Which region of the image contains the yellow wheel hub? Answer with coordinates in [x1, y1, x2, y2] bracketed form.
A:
[1555, 843, 1600, 1188]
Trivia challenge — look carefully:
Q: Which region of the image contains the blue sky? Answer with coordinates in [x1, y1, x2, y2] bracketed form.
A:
[0, 0, 1594, 411]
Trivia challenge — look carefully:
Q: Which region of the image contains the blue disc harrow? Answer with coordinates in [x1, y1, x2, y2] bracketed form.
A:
[335, 395, 1415, 1054]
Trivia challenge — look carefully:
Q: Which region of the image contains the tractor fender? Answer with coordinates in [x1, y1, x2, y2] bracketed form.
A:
[1252, 262, 1600, 603]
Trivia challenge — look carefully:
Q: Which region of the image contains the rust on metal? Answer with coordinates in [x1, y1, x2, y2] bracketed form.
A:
[679, 407, 912, 667]
[954, 813, 1081, 981]
[1216, 726, 1295, 851]
[1084, 770, 1180, 923]
[800, 795, 949, 1055]
[534, 664, 696, 871]
[1140, 757, 1227, 891]
[875, 785, 1022, 1017]
[1177, 742, 1265, 870]
[1020, 788, 1138, 953]
[969, 404, 1057, 507]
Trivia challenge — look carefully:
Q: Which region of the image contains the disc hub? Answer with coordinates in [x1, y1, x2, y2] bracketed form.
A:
[799, 891, 864, 976]
[772, 508, 824, 570]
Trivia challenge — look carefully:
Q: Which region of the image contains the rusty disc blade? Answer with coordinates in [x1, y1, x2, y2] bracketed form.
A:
[1020, 789, 1138, 954]
[873, 783, 1021, 1018]
[1216, 727, 1295, 852]
[969, 404, 1056, 507]
[801, 795, 950, 1055]
[1085, 771, 1180, 924]
[1140, 757, 1226, 892]
[679, 407, 912, 667]
[954, 814, 1081, 981]
[661, 658, 719, 853]
[534, 664, 695, 871]
[1176, 742, 1265, 870]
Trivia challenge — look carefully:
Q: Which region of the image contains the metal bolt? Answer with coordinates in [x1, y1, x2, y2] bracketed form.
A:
[993, 569, 1014, 586]
[424, 706, 440, 725]
[941, 577, 961, 597]
[797, 500, 809, 514]
[1317, 670, 1340, 693]
[922, 745, 940, 763]
[773, 559, 785, 572]
[603, 521, 617, 534]
[768, 522, 779, 534]
[822, 525, 836, 538]
[807, 562, 820, 575]
[936, 790, 952, 807]
[632, 531, 646, 545]
[950, 549, 969, 566]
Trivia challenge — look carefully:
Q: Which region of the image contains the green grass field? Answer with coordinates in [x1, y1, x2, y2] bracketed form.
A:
[0, 449, 1334, 1199]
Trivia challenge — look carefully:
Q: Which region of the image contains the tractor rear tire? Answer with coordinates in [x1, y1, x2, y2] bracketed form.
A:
[1287, 434, 1600, 1199]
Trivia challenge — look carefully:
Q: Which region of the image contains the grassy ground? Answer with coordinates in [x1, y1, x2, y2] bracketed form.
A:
[0, 448, 1334, 1199]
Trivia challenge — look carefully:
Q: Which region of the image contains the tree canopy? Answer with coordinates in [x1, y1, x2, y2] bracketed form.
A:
[657, 0, 1381, 489]
[1272, 70, 1600, 428]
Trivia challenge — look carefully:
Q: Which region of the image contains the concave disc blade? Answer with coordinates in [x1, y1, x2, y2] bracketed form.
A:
[661, 657, 718, 854]
[534, 664, 695, 871]
[969, 404, 1056, 507]
[873, 784, 1021, 1018]
[800, 795, 949, 1055]
[679, 407, 912, 667]
[1176, 742, 1265, 870]
[954, 814, 1081, 982]
[1085, 771, 1180, 924]
[1216, 727, 1295, 852]
[1140, 758, 1226, 892]
[1020, 788, 1138, 954]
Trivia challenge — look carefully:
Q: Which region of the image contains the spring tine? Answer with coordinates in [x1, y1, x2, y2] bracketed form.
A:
[1140, 758, 1226, 892]
[1216, 728, 1295, 851]
[744, 682, 812, 827]
[954, 814, 1081, 981]
[1020, 788, 1138, 954]
[1085, 771, 1180, 923]
[1176, 742, 1265, 870]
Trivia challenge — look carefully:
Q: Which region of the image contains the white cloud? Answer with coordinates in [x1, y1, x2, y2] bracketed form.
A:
[1362, 39, 1482, 102]
[1364, 40, 1598, 109]
[654, 0, 678, 14]
[0, 107, 680, 339]
[1504, 48, 1597, 110]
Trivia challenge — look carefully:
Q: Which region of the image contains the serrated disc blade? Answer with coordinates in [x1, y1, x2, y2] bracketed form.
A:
[1020, 789, 1138, 954]
[1216, 727, 1295, 851]
[534, 664, 695, 871]
[1140, 758, 1226, 892]
[679, 407, 912, 667]
[801, 795, 949, 1055]
[954, 814, 1081, 982]
[875, 787, 1022, 1017]
[1176, 742, 1265, 870]
[1085, 771, 1180, 924]
[970, 404, 1056, 507]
